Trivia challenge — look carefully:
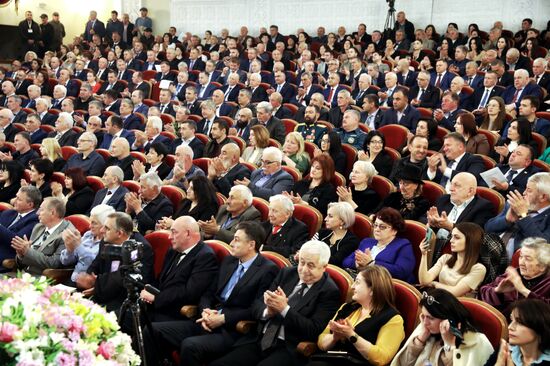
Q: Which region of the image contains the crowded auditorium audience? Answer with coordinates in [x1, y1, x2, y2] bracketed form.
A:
[2, 7, 550, 365]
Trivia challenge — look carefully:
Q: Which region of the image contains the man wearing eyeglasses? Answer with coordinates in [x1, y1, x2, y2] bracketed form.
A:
[63, 131, 106, 176]
[0, 109, 17, 142]
[235, 147, 293, 201]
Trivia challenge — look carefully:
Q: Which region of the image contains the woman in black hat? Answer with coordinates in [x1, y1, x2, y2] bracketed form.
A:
[374, 164, 430, 221]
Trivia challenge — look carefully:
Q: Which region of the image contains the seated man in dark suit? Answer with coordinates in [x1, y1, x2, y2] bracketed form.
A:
[380, 88, 421, 131]
[327, 90, 353, 129]
[0, 186, 41, 265]
[430, 59, 454, 91]
[156, 89, 177, 117]
[208, 143, 251, 197]
[249, 101, 286, 145]
[153, 61, 176, 83]
[131, 116, 172, 154]
[471, 70, 503, 114]
[409, 71, 441, 109]
[96, 70, 126, 95]
[433, 91, 464, 131]
[360, 94, 385, 130]
[11, 197, 76, 276]
[106, 138, 136, 181]
[144, 221, 278, 366]
[485, 172, 550, 258]
[118, 99, 144, 132]
[100, 115, 136, 150]
[261, 194, 309, 257]
[491, 145, 540, 196]
[48, 112, 79, 147]
[10, 132, 39, 169]
[502, 96, 550, 139]
[270, 71, 295, 104]
[24, 114, 47, 144]
[236, 147, 294, 200]
[139, 215, 219, 323]
[351, 73, 378, 108]
[172, 120, 205, 158]
[220, 73, 242, 103]
[249, 73, 268, 103]
[0, 109, 18, 142]
[90, 166, 129, 213]
[209, 239, 341, 366]
[270, 92, 294, 121]
[76, 212, 154, 312]
[204, 120, 232, 158]
[502, 69, 541, 114]
[199, 185, 261, 244]
[425, 172, 494, 261]
[124, 171, 174, 235]
[425, 132, 486, 190]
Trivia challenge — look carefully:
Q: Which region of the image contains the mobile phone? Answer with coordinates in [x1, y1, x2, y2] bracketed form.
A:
[448, 319, 463, 340]
[425, 227, 433, 244]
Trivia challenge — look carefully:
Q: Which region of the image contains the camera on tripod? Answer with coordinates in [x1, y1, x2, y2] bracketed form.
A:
[101, 239, 144, 267]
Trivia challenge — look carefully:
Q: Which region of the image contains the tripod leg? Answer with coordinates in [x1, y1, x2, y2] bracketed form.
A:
[130, 303, 149, 366]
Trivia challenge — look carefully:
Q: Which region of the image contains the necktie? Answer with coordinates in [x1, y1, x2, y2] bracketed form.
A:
[536, 75, 541, 84]
[165, 251, 186, 277]
[176, 84, 182, 94]
[160, 104, 166, 113]
[16, 81, 22, 90]
[97, 69, 103, 79]
[468, 77, 473, 86]
[276, 84, 282, 93]
[506, 170, 517, 183]
[224, 86, 232, 101]
[272, 225, 282, 235]
[417, 88, 424, 101]
[190, 60, 195, 69]
[439, 159, 455, 187]
[118, 71, 123, 80]
[199, 86, 205, 97]
[34, 230, 50, 248]
[261, 282, 307, 351]
[435, 73, 442, 88]
[8, 214, 22, 228]
[512, 88, 522, 103]
[107, 190, 113, 196]
[327, 87, 334, 104]
[479, 89, 490, 108]
[367, 114, 375, 129]
[221, 264, 245, 301]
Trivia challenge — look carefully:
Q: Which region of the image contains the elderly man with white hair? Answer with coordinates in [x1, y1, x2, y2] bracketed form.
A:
[125, 171, 174, 235]
[64, 131, 106, 176]
[249, 72, 268, 103]
[260, 194, 309, 257]
[249, 101, 286, 144]
[209, 239, 340, 366]
[132, 116, 172, 153]
[165, 144, 205, 189]
[532, 58, 549, 91]
[0, 108, 17, 142]
[235, 146, 294, 200]
[198, 185, 260, 243]
[51, 84, 67, 109]
[60, 204, 116, 284]
[502, 69, 542, 113]
[24, 84, 41, 110]
[90, 166, 129, 212]
[34, 97, 57, 126]
[48, 111, 78, 147]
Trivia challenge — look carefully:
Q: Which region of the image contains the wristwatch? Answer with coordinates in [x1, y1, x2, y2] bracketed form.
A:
[443, 344, 454, 352]
[519, 212, 528, 219]
[349, 333, 359, 344]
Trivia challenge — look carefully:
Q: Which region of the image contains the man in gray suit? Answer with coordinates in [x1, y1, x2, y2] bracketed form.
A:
[11, 197, 75, 275]
[198, 185, 261, 244]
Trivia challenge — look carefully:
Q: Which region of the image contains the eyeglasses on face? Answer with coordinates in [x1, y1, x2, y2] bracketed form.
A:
[260, 160, 276, 165]
[373, 223, 390, 230]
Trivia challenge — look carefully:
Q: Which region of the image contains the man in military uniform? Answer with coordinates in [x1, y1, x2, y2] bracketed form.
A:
[295, 105, 326, 146]
[336, 109, 366, 149]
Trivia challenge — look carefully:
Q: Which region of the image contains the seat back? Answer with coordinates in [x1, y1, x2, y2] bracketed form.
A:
[476, 187, 505, 215]
[393, 279, 421, 339]
[192, 157, 210, 172]
[459, 297, 508, 349]
[281, 165, 302, 182]
[532, 132, 547, 156]
[0, 202, 14, 211]
[533, 159, 550, 172]
[261, 251, 291, 268]
[511, 249, 520, 268]
[122, 180, 140, 194]
[293, 204, 323, 237]
[65, 215, 91, 235]
[160, 185, 186, 211]
[326, 264, 354, 303]
[378, 124, 409, 150]
[281, 119, 298, 135]
[51, 172, 66, 187]
[350, 212, 372, 240]
[61, 146, 78, 161]
[421, 180, 446, 206]
[205, 240, 232, 263]
[252, 197, 270, 221]
[86, 176, 105, 192]
[403, 220, 428, 279]
[216, 192, 227, 206]
[370, 175, 396, 200]
[145, 231, 172, 278]
[341, 144, 357, 177]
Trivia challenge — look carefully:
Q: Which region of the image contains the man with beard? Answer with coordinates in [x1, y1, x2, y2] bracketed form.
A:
[295, 105, 326, 145]
[208, 143, 251, 197]
[204, 120, 231, 158]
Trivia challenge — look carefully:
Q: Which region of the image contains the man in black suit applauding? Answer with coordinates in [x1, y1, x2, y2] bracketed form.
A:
[144, 221, 278, 366]
[208, 143, 251, 197]
[210, 239, 340, 366]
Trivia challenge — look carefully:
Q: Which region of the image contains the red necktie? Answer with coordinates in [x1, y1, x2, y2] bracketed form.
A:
[272, 225, 282, 235]
[435, 74, 442, 88]
[512, 88, 522, 103]
[327, 88, 334, 104]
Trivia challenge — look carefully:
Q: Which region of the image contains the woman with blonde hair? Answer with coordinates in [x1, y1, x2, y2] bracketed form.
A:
[40, 137, 65, 171]
[282, 131, 310, 174]
[241, 124, 270, 166]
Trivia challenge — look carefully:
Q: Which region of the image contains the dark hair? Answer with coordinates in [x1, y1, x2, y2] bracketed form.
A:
[324, 131, 343, 156]
[510, 299, 550, 352]
[364, 130, 386, 152]
[425, 24, 440, 41]
[518, 143, 536, 162]
[418, 119, 438, 139]
[0, 161, 24, 185]
[15, 131, 31, 145]
[108, 212, 134, 236]
[64, 167, 88, 190]
[457, 112, 477, 137]
[213, 119, 229, 135]
[364, 94, 379, 107]
[444, 132, 466, 146]
[446, 222, 484, 274]
[468, 23, 480, 33]
[480, 96, 507, 131]
[29, 158, 54, 182]
[189, 175, 218, 210]
[375, 207, 405, 235]
[235, 221, 266, 252]
[421, 288, 477, 341]
[149, 142, 168, 160]
[522, 95, 540, 110]
[310, 154, 335, 184]
[19, 185, 42, 208]
[182, 120, 197, 131]
[468, 37, 483, 52]
[512, 118, 533, 145]
[109, 115, 124, 129]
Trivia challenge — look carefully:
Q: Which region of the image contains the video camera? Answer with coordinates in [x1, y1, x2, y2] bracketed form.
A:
[101, 239, 144, 268]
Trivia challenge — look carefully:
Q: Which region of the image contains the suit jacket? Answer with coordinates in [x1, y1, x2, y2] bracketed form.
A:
[360, 109, 385, 129]
[328, 106, 352, 129]
[62, 79, 80, 98]
[221, 84, 242, 103]
[261, 217, 309, 257]
[2, 124, 18, 142]
[15, 220, 75, 275]
[292, 84, 324, 107]
[485, 203, 550, 251]
[250, 86, 269, 103]
[90, 186, 129, 213]
[129, 81, 150, 97]
[214, 205, 261, 243]
[40, 112, 58, 126]
[134, 193, 174, 234]
[172, 136, 205, 158]
[107, 155, 135, 181]
[99, 129, 136, 149]
[380, 105, 421, 131]
[199, 254, 278, 329]
[408, 84, 441, 109]
[12, 110, 27, 124]
[136, 134, 172, 154]
[424, 152, 486, 187]
[84, 19, 105, 41]
[156, 102, 176, 117]
[273, 82, 295, 104]
[249, 116, 286, 144]
[48, 130, 78, 147]
[430, 71, 454, 91]
[154, 72, 177, 83]
[501, 83, 542, 109]
[351, 86, 379, 107]
[196, 83, 218, 101]
[239, 267, 340, 349]
[472, 86, 503, 109]
[0, 209, 38, 261]
[97, 81, 125, 96]
[13, 79, 31, 96]
[152, 242, 218, 320]
[273, 106, 294, 120]
[217, 70, 247, 85]
[496, 164, 540, 195]
[213, 164, 251, 197]
[397, 72, 417, 88]
[29, 129, 47, 144]
[248, 168, 294, 201]
[464, 74, 484, 90]
[217, 103, 235, 117]
[535, 73, 550, 92]
[498, 72, 514, 88]
[323, 85, 346, 108]
[437, 108, 464, 131]
[432, 194, 494, 229]
[186, 58, 206, 72]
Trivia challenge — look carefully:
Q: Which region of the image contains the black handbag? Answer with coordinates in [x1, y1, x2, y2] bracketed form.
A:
[310, 351, 368, 365]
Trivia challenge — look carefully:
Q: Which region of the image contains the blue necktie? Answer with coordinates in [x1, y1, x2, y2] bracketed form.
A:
[221, 264, 245, 301]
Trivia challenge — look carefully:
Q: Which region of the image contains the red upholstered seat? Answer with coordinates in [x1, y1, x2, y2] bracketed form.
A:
[0, 202, 13, 211]
[95, 148, 111, 161]
[65, 215, 91, 236]
[86, 176, 105, 193]
[350, 212, 372, 240]
[370, 175, 396, 200]
[511, 249, 520, 268]
[205, 240, 232, 263]
[532, 132, 547, 156]
[293, 204, 323, 238]
[459, 297, 508, 349]
[533, 159, 550, 172]
[216, 192, 227, 206]
[228, 135, 246, 154]
[416, 107, 433, 119]
[476, 154, 497, 170]
[326, 264, 354, 303]
[261, 251, 291, 268]
[421, 180, 446, 206]
[477, 129, 499, 151]
[145, 231, 172, 278]
[252, 197, 270, 221]
[341, 144, 357, 177]
[281, 119, 298, 135]
[393, 279, 421, 338]
[61, 146, 78, 161]
[281, 165, 302, 182]
[51, 172, 66, 187]
[476, 187, 505, 215]
[130, 151, 147, 164]
[122, 180, 140, 194]
[378, 124, 409, 150]
[403, 220, 428, 279]
[304, 141, 316, 160]
[384, 147, 401, 163]
[160, 185, 186, 211]
[240, 161, 256, 172]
